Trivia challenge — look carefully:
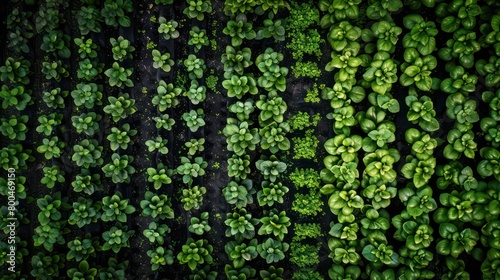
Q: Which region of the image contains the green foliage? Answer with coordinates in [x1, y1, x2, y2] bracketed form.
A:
[446, 93, 479, 125]
[145, 136, 168, 154]
[147, 246, 174, 271]
[435, 0, 481, 32]
[98, 258, 129, 280]
[40, 30, 70, 58]
[398, 186, 437, 218]
[476, 55, 500, 87]
[41, 60, 69, 82]
[292, 191, 324, 217]
[362, 243, 399, 266]
[37, 136, 65, 160]
[256, 155, 287, 182]
[224, 118, 260, 155]
[227, 154, 252, 180]
[292, 61, 321, 78]
[318, 0, 359, 28]
[288, 111, 320, 131]
[292, 129, 319, 160]
[158, 17, 179, 40]
[223, 179, 255, 208]
[100, 0, 133, 27]
[440, 65, 478, 94]
[154, 81, 182, 111]
[71, 169, 102, 195]
[293, 223, 323, 242]
[0, 85, 31, 110]
[76, 6, 102, 35]
[401, 154, 436, 188]
[104, 62, 134, 88]
[110, 36, 135, 61]
[72, 112, 102, 136]
[289, 168, 320, 189]
[0, 175, 26, 200]
[328, 264, 361, 280]
[290, 242, 320, 267]
[184, 55, 207, 80]
[67, 260, 98, 279]
[327, 21, 362, 53]
[42, 87, 68, 109]
[103, 93, 137, 122]
[107, 123, 137, 151]
[67, 234, 98, 261]
[77, 58, 103, 81]
[256, 48, 288, 92]
[399, 48, 437, 91]
[223, 14, 256, 47]
[363, 180, 397, 209]
[140, 191, 174, 219]
[33, 221, 66, 252]
[177, 238, 214, 270]
[366, 0, 403, 20]
[258, 208, 291, 241]
[438, 28, 480, 69]
[72, 139, 104, 168]
[153, 114, 176, 130]
[222, 74, 258, 99]
[402, 14, 438, 56]
[183, 0, 212, 21]
[152, 49, 175, 72]
[256, 91, 287, 125]
[181, 185, 207, 210]
[443, 129, 477, 160]
[189, 212, 211, 235]
[185, 138, 205, 155]
[101, 153, 136, 183]
[257, 238, 289, 264]
[101, 191, 136, 223]
[30, 252, 64, 279]
[225, 208, 259, 242]
[36, 191, 69, 226]
[0, 115, 28, 140]
[225, 238, 258, 269]
[102, 222, 134, 253]
[189, 26, 209, 52]
[143, 222, 171, 245]
[363, 52, 398, 95]
[256, 13, 286, 41]
[260, 122, 290, 153]
[146, 163, 173, 190]
[183, 108, 206, 132]
[176, 156, 208, 185]
[221, 46, 253, 77]
[0, 143, 33, 171]
[435, 223, 479, 258]
[71, 82, 103, 108]
[228, 98, 255, 121]
[405, 95, 439, 132]
[185, 80, 207, 105]
[363, 20, 402, 53]
[68, 197, 102, 228]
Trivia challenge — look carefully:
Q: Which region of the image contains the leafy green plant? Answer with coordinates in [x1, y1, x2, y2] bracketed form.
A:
[439, 28, 480, 69]
[222, 74, 258, 99]
[362, 242, 399, 267]
[223, 179, 255, 208]
[260, 122, 290, 153]
[177, 238, 213, 270]
[435, 0, 481, 32]
[67, 260, 98, 279]
[98, 258, 129, 280]
[399, 48, 438, 91]
[405, 94, 440, 132]
[433, 190, 476, 223]
[100, 0, 133, 27]
[225, 239, 258, 269]
[189, 212, 211, 235]
[145, 136, 168, 154]
[153, 114, 176, 130]
[103, 93, 137, 122]
[72, 139, 104, 168]
[140, 191, 174, 219]
[363, 20, 402, 53]
[40, 30, 70, 58]
[221, 46, 252, 76]
[76, 6, 102, 35]
[402, 14, 439, 55]
[37, 192, 69, 226]
[33, 221, 66, 252]
[255, 48, 288, 92]
[292, 191, 324, 217]
[0, 85, 31, 110]
[189, 26, 209, 52]
[101, 153, 136, 184]
[185, 80, 207, 105]
[225, 208, 259, 242]
[223, 119, 260, 155]
[258, 209, 291, 241]
[101, 192, 135, 223]
[292, 129, 319, 160]
[185, 138, 205, 156]
[158, 17, 179, 40]
[398, 185, 437, 218]
[67, 234, 98, 261]
[443, 129, 477, 160]
[30, 252, 64, 279]
[71, 82, 103, 108]
[110, 36, 135, 61]
[107, 123, 137, 151]
[476, 55, 500, 87]
[0, 143, 33, 171]
[181, 185, 207, 210]
[256, 155, 287, 182]
[71, 169, 101, 195]
[256, 91, 287, 125]
[102, 222, 134, 253]
[143, 222, 171, 245]
[0, 115, 28, 140]
[37, 136, 65, 160]
[72, 112, 102, 136]
[327, 21, 362, 53]
[68, 197, 102, 228]
[77, 58, 102, 81]
[42, 87, 68, 109]
[147, 246, 174, 271]
[256, 13, 285, 41]
[440, 65, 478, 94]
[152, 49, 175, 72]
[445, 93, 480, 125]
[41, 60, 69, 82]
[183, 109, 206, 132]
[223, 14, 256, 47]
[146, 163, 174, 190]
[362, 180, 397, 209]
[227, 154, 252, 180]
[257, 238, 289, 264]
[104, 62, 134, 88]
[183, 0, 212, 21]
[436, 223, 479, 258]
[153, 81, 182, 111]
[176, 156, 208, 185]
[401, 153, 436, 188]
[362, 52, 398, 95]
[184, 54, 206, 79]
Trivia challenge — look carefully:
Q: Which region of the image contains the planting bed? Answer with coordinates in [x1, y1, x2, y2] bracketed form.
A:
[1, 0, 500, 279]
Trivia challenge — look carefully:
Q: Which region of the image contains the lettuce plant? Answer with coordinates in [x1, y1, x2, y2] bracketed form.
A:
[435, 223, 479, 258]
[41, 60, 69, 82]
[189, 212, 211, 235]
[225, 239, 258, 269]
[438, 28, 480, 68]
[145, 136, 168, 154]
[225, 208, 259, 242]
[221, 46, 252, 76]
[257, 238, 289, 264]
[183, 0, 212, 20]
[40, 30, 70, 58]
[177, 238, 213, 270]
[76, 6, 102, 35]
[327, 21, 362, 53]
[101, 154, 136, 183]
[0, 85, 31, 110]
[256, 155, 286, 183]
[405, 94, 439, 132]
[255, 48, 288, 92]
[152, 49, 174, 73]
[327, 105, 358, 134]
[476, 55, 500, 87]
[363, 20, 402, 53]
[222, 74, 258, 99]
[258, 209, 290, 241]
[158, 17, 179, 40]
[67, 234, 98, 261]
[107, 123, 137, 151]
[42, 87, 68, 109]
[405, 128, 437, 156]
[181, 185, 207, 210]
[37, 136, 65, 160]
[328, 238, 361, 265]
[256, 13, 285, 41]
[185, 80, 206, 105]
[72, 139, 104, 168]
[140, 191, 174, 219]
[188, 26, 209, 52]
[147, 247, 174, 271]
[223, 179, 255, 208]
[72, 112, 101, 136]
[440, 65, 478, 94]
[327, 189, 363, 221]
[434, 190, 476, 223]
[227, 154, 251, 180]
[100, 0, 133, 27]
[259, 122, 290, 153]
[71, 169, 102, 195]
[101, 192, 135, 223]
[33, 222, 65, 252]
[223, 14, 256, 47]
[154, 81, 182, 111]
[256, 91, 287, 125]
[324, 134, 363, 162]
[103, 93, 137, 122]
[363, 122, 396, 151]
[153, 114, 175, 130]
[146, 163, 173, 190]
[102, 223, 134, 253]
[110, 36, 135, 61]
[0, 115, 28, 141]
[224, 119, 260, 155]
[446, 93, 479, 125]
[183, 109, 205, 132]
[184, 54, 206, 79]
[329, 221, 359, 241]
[176, 157, 207, 185]
[77, 58, 102, 81]
[363, 148, 400, 182]
[104, 62, 134, 88]
[362, 242, 399, 267]
[0, 143, 33, 171]
[399, 48, 437, 91]
[362, 180, 397, 209]
[402, 15, 438, 56]
[143, 222, 170, 245]
[68, 197, 101, 228]
[318, 0, 359, 28]
[37, 192, 69, 226]
[71, 82, 103, 108]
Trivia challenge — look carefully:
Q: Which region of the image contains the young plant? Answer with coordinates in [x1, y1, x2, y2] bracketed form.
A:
[33, 222, 65, 252]
[71, 82, 103, 109]
[153, 81, 182, 111]
[140, 191, 174, 220]
[101, 222, 134, 253]
[436, 223, 479, 258]
[0, 56, 30, 85]
[101, 153, 136, 184]
[177, 238, 213, 270]
[41, 60, 69, 82]
[225, 239, 258, 269]
[257, 238, 289, 264]
[145, 136, 169, 154]
[223, 14, 256, 47]
[152, 49, 174, 73]
[399, 48, 437, 91]
[257, 181, 289, 207]
[225, 208, 259, 242]
[143, 222, 171, 245]
[183, 109, 206, 132]
[146, 163, 174, 190]
[258, 209, 291, 241]
[181, 186, 207, 210]
[77, 58, 102, 81]
[104, 62, 134, 88]
[256, 13, 285, 41]
[110, 36, 135, 61]
[67, 234, 98, 261]
[42, 88, 68, 109]
[189, 212, 211, 235]
[405, 94, 440, 132]
[223, 179, 255, 209]
[103, 93, 137, 122]
[184, 54, 206, 79]
[223, 119, 260, 156]
[256, 155, 286, 182]
[100, 0, 133, 27]
[0, 85, 31, 110]
[153, 114, 175, 130]
[221, 46, 253, 76]
[36, 192, 69, 226]
[101, 191, 136, 223]
[185, 80, 207, 105]
[158, 17, 179, 40]
[222, 74, 258, 99]
[227, 154, 252, 180]
[72, 112, 102, 136]
[107, 123, 137, 151]
[183, 0, 212, 21]
[256, 91, 287, 125]
[259, 122, 290, 154]
[37, 136, 65, 160]
[147, 247, 174, 271]
[68, 197, 102, 228]
[40, 30, 70, 58]
[71, 169, 102, 195]
[188, 26, 209, 52]
[0, 115, 28, 141]
[176, 157, 208, 185]
[185, 138, 205, 156]
[402, 14, 439, 55]
[72, 139, 104, 168]
[76, 6, 102, 35]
